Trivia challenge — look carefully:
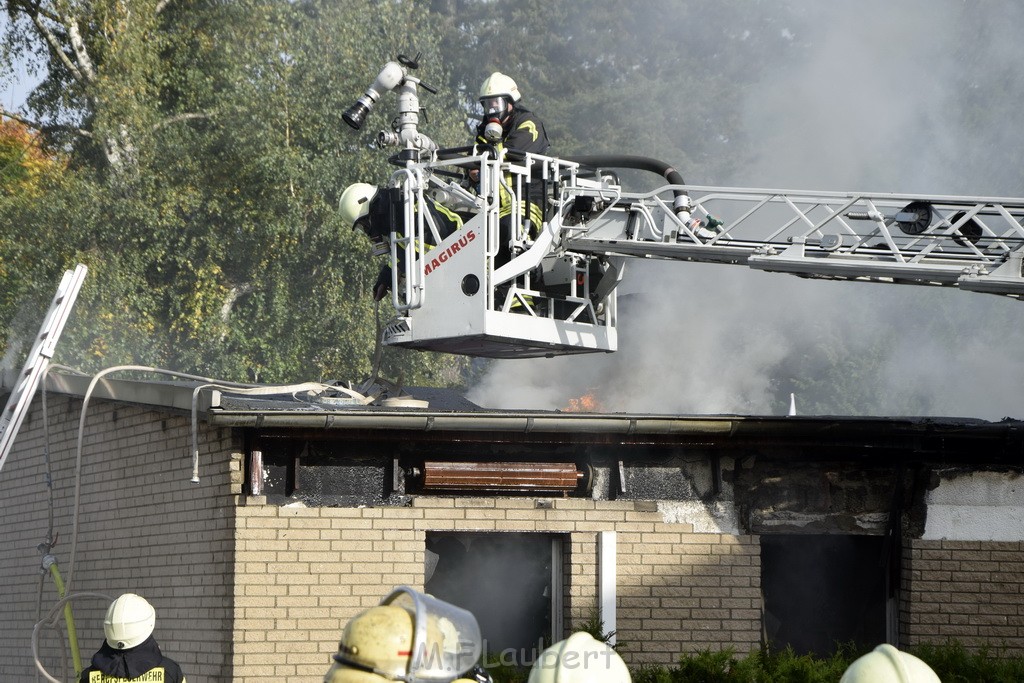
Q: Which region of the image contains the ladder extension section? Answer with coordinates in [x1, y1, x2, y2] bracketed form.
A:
[0, 264, 88, 473]
[564, 186, 1024, 297]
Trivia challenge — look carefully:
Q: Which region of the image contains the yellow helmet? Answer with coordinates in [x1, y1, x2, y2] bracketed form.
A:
[479, 72, 521, 103]
[103, 593, 156, 650]
[528, 632, 630, 683]
[340, 183, 378, 228]
[326, 605, 415, 683]
[325, 587, 482, 683]
[840, 644, 940, 683]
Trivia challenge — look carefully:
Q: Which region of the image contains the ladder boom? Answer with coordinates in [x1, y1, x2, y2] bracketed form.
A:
[564, 185, 1024, 295]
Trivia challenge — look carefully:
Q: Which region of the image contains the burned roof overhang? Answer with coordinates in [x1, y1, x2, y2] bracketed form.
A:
[208, 409, 1024, 464]
[16, 371, 1024, 464]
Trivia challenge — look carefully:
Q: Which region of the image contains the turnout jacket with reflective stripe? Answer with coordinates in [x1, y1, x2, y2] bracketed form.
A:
[79, 637, 185, 683]
[475, 105, 550, 156]
[475, 105, 551, 228]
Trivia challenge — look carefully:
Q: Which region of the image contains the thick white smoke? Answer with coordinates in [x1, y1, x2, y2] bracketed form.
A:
[469, 1, 1024, 419]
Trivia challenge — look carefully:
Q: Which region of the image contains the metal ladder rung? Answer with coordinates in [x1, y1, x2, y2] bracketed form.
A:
[0, 264, 88, 474]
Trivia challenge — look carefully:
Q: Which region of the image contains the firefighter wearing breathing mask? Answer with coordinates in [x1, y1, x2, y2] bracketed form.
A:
[839, 644, 940, 683]
[472, 72, 551, 267]
[475, 72, 550, 156]
[340, 183, 463, 301]
[325, 587, 484, 683]
[527, 632, 630, 683]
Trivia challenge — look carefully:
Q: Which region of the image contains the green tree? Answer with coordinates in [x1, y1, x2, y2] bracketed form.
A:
[1, 0, 469, 387]
[427, 0, 798, 184]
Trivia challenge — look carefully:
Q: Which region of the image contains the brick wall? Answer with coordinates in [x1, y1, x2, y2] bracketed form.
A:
[9, 390, 1024, 680]
[232, 495, 762, 681]
[0, 393, 241, 681]
[902, 539, 1024, 654]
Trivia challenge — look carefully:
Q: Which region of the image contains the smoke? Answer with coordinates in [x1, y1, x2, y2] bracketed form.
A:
[426, 533, 551, 656]
[469, 1, 1024, 419]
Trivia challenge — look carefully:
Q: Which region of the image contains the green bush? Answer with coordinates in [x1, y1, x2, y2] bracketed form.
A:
[633, 646, 852, 683]
[913, 641, 1024, 683]
[628, 641, 1024, 683]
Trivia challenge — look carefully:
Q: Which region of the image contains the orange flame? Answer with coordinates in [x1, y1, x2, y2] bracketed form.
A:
[565, 391, 602, 413]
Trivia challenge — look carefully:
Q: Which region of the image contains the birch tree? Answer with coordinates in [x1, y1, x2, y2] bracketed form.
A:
[1, 0, 470, 387]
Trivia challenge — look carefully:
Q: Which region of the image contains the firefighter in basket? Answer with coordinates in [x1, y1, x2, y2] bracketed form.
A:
[471, 72, 551, 267]
[325, 586, 484, 683]
[340, 183, 464, 301]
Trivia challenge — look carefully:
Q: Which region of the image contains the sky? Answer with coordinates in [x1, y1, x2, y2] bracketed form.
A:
[0, 12, 40, 112]
[468, 1, 1024, 420]
[2, 78, 36, 111]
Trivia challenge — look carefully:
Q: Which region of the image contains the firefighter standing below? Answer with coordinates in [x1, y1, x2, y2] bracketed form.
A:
[471, 72, 551, 266]
[324, 586, 483, 683]
[839, 644, 940, 683]
[79, 593, 186, 683]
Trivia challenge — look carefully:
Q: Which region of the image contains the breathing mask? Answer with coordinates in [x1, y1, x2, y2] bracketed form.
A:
[480, 96, 510, 142]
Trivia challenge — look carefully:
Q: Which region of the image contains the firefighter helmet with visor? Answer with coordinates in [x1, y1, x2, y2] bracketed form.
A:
[340, 182, 389, 256]
[479, 72, 521, 103]
[478, 72, 520, 132]
[325, 587, 483, 683]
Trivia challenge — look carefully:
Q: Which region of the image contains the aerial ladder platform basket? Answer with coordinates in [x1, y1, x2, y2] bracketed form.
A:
[377, 149, 1024, 359]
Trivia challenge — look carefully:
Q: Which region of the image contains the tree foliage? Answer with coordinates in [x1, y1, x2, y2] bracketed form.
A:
[2, 0, 1022, 414]
[427, 0, 798, 184]
[1, 0, 470, 386]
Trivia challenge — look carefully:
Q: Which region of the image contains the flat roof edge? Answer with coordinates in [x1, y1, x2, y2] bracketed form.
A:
[0, 370, 216, 414]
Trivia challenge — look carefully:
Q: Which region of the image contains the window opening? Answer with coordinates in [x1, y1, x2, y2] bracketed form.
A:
[425, 532, 561, 665]
[761, 534, 887, 656]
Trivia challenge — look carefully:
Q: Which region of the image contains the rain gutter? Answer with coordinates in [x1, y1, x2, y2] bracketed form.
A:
[204, 408, 740, 436]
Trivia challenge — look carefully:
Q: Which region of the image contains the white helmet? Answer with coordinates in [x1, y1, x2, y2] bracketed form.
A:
[840, 644, 940, 683]
[528, 632, 630, 683]
[103, 593, 156, 650]
[479, 72, 521, 103]
[340, 182, 378, 228]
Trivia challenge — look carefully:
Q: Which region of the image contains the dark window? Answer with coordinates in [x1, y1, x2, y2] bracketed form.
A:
[761, 534, 888, 656]
[425, 532, 559, 662]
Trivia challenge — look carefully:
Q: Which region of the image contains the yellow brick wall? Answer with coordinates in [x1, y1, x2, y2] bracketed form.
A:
[0, 393, 241, 681]
[11, 390, 1024, 680]
[232, 495, 762, 681]
[902, 539, 1024, 654]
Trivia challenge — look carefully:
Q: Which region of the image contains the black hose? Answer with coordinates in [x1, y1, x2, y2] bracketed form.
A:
[563, 154, 689, 207]
[435, 145, 478, 160]
[565, 154, 685, 185]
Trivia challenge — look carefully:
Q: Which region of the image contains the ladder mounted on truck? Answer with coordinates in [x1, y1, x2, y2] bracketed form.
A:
[343, 57, 1024, 360]
[373, 149, 1024, 359]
